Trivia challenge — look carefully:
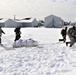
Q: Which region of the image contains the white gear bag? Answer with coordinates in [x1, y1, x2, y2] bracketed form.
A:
[13, 38, 38, 48]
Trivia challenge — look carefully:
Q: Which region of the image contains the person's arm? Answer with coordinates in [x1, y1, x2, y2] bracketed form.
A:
[2, 30, 5, 34]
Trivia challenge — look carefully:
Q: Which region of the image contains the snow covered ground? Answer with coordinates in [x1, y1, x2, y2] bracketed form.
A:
[0, 27, 76, 75]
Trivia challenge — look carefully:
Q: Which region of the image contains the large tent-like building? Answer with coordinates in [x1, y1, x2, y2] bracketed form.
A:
[44, 15, 64, 28]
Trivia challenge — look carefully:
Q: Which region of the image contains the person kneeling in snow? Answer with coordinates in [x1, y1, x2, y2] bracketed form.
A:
[0, 27, 5, 44]
[59, 27, 67, 42]
[14, 26, 21, 42]
[66, 26, 76, 47]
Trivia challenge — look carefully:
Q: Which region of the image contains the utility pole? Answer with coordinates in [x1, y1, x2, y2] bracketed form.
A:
[14, 15, 16, 20]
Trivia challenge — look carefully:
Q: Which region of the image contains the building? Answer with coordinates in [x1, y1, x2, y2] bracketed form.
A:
[0, 19, 18, 27]
[0, 17, 38, 28]
[44, 15, 64, 28]
[17, 18, 38, 27]
[0, 19, 7, 27]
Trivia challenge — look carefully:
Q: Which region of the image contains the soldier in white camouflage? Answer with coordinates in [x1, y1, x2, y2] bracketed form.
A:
[66, 26, 76, 47]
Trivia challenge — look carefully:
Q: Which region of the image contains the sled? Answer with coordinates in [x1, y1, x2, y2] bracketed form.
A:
[13, 38, 38, 48]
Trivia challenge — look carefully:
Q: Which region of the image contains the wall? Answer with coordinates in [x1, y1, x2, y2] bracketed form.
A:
[44, 15, 64, 28]
[5, 19, 17, 28]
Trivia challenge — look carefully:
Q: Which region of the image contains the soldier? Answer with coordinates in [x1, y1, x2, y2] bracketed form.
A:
[59, 27, 67, 42]
[14, 26, 21, 42]
[0, 27, 5, 44]
[66, 26, 76, 47]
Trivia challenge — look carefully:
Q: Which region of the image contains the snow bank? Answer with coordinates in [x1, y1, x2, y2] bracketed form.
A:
[0, 27, 76, 75]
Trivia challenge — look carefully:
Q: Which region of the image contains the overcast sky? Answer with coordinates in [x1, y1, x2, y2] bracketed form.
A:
[0, 0, 76, 22]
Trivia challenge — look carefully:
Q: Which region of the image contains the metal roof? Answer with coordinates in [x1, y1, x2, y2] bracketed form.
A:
[0, 19, 8, 23]
[16, 18, 35, 23]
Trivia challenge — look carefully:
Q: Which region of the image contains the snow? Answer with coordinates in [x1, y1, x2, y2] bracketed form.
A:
[0, 27, 76, 75]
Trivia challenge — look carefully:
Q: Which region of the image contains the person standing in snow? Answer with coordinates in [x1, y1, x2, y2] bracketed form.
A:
[0, 27, 5, 44]
[14, 26, 21, 42]
[59, 27, 67, 42]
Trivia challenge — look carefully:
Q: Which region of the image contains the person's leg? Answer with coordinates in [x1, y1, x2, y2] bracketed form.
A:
[15, 35, 21, 41]
[69, 39, 75, 47]
[14, 35, 17, 41]
[70, 41, 75, 47]
[0, 37, 1, 44]
[66, 42, 71, 46]
[59, 35, 66, 42]
[63, 36, 66, 42]
[59, 39, 64, 41]
[17, 34, 21, 40]
[18, 35, 21, 40]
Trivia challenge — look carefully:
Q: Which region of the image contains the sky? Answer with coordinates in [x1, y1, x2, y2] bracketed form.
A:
[0, 0, 76, 22]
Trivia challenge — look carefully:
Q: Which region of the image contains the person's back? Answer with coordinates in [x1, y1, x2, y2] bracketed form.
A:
[66, 26, 76, 47]
[61, 29, 66, 36]
[59, 27, 67, 42]
[14, 27, 21, 34]
[14, 26, 21, 41]
[61, 27, 67, 36]
[68, 26, 76, 40]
